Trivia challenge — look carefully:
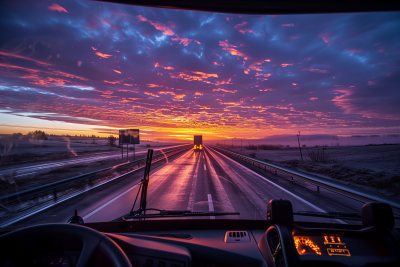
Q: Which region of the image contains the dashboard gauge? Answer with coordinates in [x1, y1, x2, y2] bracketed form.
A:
[294, 236, 322, 255]
[47, 255, 72, 267]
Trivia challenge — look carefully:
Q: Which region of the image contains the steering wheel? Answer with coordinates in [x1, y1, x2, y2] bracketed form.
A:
[0, 224, 132, 267]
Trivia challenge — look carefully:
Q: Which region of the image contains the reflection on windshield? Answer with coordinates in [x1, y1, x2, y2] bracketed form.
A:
[0, 0, 399, 229]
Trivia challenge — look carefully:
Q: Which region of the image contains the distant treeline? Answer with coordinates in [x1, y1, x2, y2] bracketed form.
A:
[10, 130, 48, 140]
[6, 131, 107, 140]
[351, 134, 399, 137]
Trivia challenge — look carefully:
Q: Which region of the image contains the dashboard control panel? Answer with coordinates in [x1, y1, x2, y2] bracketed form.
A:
[292, 228, 390, 258]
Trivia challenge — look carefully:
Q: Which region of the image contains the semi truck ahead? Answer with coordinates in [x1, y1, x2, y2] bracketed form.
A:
[194, 135, 202, 150]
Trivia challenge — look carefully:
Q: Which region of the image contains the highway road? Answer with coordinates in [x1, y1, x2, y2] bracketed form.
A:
[5, 146, 367, 229]
[0, 144, 185, 179]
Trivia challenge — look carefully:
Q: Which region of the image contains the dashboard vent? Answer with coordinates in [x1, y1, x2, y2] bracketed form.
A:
[224, 231, 250, 243]
[275, 253, 285, 267]
[266, 228, 286, 267]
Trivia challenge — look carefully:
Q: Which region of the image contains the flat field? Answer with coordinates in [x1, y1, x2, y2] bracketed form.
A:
[0, 136, 170, 165]
[228, 144, 400, 199]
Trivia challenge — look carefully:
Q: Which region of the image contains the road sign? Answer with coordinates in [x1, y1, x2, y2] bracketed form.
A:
[119, 129, 140, 145]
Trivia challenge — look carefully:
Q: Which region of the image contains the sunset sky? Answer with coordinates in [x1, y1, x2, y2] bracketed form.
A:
[0, 0, 399, 141]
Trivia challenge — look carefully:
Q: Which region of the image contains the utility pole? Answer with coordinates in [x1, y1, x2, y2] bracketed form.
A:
[241, 139, 242, 150]
[232, 139, 233, 148]
[297, 131, 303, 162]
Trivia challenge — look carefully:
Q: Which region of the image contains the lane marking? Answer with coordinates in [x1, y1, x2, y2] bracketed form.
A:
[204, 164, 207, 171]
[207, 146, 346, 224]
[83, 184, 138, 220]
[187, 155, 200, 211]
[203, 150, 236, 215]
[207, 194, 215, 219]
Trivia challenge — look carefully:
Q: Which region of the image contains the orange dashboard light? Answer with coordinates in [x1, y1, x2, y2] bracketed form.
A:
[324, 236, 345, 245]
[327, 248, 351, 257]
[293, 237, 322, 255]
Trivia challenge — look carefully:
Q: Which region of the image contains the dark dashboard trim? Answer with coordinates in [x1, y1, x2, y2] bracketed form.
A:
[1, 220, 399, 235]
[83, 220, 365, 233]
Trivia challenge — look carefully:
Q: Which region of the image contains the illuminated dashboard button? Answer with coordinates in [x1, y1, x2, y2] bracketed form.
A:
[327, 248, 351, 256]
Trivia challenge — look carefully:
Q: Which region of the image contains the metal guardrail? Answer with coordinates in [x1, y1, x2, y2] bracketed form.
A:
[0, 145, 191, 226]
[210, 146, 400, 215]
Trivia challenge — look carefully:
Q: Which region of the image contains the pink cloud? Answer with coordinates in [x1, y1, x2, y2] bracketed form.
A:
[219, 40, 249, 60]
[154, 62, 175, 70]
[144, 92, 159, 97]
[147, 84, 163, 87]
[368, 81, 377, 85]
[234, 21, 255, 35]
[310, 97, 318, 101]
[171, 37, 192, 46]
[288, 36, 300, 41]
[303, 68, 328, 73]
[48, 3, 68, 13]
[101, 18, 117, 29]
[0, 51, 52, 67]
[319, 32, 334, 43]
[212, 88, 237, 93]
[95, 52, 113, 58]
[282, 24, 295, 27]
[281, 63, 293, 67]
[137, 15, 174, 36]
[345, 48, 362, 53]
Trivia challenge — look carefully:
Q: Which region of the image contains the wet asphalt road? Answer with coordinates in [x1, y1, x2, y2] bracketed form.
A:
[6, 146, 367, 228]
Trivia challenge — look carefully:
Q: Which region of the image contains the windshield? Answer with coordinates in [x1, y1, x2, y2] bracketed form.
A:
[0, 0, 399, 229]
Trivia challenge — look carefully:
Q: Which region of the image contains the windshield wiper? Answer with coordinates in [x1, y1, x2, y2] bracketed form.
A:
[294, 211, 400, 221]
[129, 149, 153, 218]
[125, 210, 240, 219]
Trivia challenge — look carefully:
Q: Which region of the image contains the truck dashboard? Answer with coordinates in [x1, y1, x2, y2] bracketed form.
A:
[1, 203, 399, 267]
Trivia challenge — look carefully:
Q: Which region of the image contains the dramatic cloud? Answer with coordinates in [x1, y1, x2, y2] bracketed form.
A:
[48, 3, 68, 13]
[0, 0, 399, 139]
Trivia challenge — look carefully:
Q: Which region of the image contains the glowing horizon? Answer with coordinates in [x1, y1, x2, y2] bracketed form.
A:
[0, 1, 399, 141]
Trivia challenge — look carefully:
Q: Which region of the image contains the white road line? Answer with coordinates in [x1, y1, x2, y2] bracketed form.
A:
[208, 194, 215, 219]
[186, 155, 200, 211]
[83, 184, 139, 220]
[203, 151, 236, 215]
[204, 164, 207, 171]
[207, 146, 346, 224]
